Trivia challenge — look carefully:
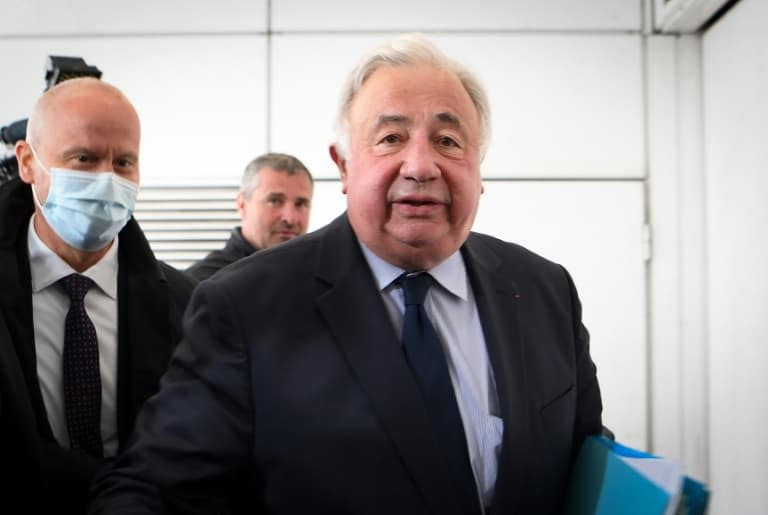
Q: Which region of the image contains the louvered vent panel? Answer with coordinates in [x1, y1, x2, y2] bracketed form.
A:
[133, 185, 240, 270]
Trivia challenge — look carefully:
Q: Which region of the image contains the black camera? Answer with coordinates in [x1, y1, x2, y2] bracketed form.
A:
[0, 56, 102, 185]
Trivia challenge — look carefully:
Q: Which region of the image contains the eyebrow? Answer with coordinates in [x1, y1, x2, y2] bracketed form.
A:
[118, 151, 140, 163]
[265, 192, 311, 205]
[61, 146, 139, 163]
[435, 112, 462, 129]
[60, 146, 95, 158]
[374, 114, 410, 130]
[374, 112, 463, 130]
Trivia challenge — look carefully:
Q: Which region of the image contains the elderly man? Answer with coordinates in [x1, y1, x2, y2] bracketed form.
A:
[88, 35, 602, 515]
[185, 152, 313, 281]
[0, 78, 196, 513]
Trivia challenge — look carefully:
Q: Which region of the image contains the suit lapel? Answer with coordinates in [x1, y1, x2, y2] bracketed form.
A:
[313, 215, 468, 515]
[462, 235, 530, 512]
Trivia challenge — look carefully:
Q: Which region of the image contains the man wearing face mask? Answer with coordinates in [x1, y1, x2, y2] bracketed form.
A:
[0, 77, 197, 514]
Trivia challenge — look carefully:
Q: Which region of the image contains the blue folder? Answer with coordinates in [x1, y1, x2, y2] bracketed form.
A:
[564, 435, 709, 515]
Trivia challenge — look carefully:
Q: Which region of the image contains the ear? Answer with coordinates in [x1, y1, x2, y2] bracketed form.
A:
[329, 144, 348, 194]
[236, 191, 247, 219]
[15, 140, 36, 185]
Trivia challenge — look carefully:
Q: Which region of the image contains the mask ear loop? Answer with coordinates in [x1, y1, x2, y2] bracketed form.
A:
[26, 144, 51, 210]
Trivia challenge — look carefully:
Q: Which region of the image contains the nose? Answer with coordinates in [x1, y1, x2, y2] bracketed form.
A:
[400, 133, 440, 183]
[280, 204, 302, 226]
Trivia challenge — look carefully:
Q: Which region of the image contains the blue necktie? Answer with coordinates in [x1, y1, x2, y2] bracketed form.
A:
[397, 272, 478, 510]
[59, 273, 103, 458]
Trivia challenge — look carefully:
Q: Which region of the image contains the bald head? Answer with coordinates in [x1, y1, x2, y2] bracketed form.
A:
[26, 77, 140, 149]
[18, 77, 141, 186]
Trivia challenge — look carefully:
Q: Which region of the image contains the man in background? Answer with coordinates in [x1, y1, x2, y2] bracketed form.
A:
[185, 152, 313, 281]
[0, 77, 196, 513]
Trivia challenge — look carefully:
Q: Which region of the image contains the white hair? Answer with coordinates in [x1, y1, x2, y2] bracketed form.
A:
[333, 33, 491, 160]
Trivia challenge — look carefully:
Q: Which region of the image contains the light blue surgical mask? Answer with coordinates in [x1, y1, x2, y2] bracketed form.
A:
[29, 145, 139, 251]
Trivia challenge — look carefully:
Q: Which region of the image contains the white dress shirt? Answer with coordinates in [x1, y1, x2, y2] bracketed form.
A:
[359, 242, 504, 509]
[27, 215, 120, 456]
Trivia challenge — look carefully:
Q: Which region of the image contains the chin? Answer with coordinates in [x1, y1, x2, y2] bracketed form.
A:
[396, 236, 456, 264]
[392, 227, 449, 248]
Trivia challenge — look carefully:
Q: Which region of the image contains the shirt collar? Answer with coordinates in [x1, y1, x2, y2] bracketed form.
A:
[27, 214, 119, 299]
[358, 240, 468, 301]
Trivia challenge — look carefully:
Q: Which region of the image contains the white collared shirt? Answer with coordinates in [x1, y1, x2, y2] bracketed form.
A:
[27, 215, 120, 456]
[359, 242, 504, 509]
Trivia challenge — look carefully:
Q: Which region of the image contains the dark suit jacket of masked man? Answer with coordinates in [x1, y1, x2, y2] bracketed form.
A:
[0, 177, 197, 513]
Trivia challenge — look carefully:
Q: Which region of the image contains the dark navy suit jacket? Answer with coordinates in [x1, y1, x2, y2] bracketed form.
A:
[89, 213, 602, 515]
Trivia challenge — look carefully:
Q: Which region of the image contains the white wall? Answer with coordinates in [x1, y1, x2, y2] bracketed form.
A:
[647, 34, 710, 482]
[648, 1, 768, 512]
[702, 0, 768, 512]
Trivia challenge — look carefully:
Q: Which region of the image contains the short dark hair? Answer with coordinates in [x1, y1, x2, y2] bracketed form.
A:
[240, 152, 313, 197]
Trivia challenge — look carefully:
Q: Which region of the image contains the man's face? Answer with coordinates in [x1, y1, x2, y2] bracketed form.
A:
[19, 85, 141, 201]
[333, 64, 483, 271]
[238, 167, 313, 250]
[15, 82, 141, 260]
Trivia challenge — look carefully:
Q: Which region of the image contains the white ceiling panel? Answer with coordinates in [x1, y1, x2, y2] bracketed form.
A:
[0, 0, 267, 35]
[273, 0, 641, 32]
